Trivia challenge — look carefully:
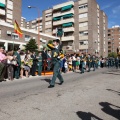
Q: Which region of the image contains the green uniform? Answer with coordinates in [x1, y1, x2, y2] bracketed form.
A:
[80, 55, 85, 73]
[91, 56, 96, 71]
[38, 56, 42, 76]
[50, 46, 64, 86]
[14, 51, 21, 79]
[87, 56, 92, 72]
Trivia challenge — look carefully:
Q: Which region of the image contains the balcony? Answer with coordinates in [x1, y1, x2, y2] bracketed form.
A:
[79, 8, 88, 14]
[53, 18, 74, 26]
[53, 1, 74, 10]
[0, 9, 5, 15]
[62, 36, 74, 41]
[45, 17, 52, 21]
[53, 27, 74, 34]
[79, 17, 88, 22]
[79, 0, 88, 5]
[79, 35, 88, 40]
[53, 9, 74, 17]
[79, 26, 88, 31]
[79, 45, 88, 50]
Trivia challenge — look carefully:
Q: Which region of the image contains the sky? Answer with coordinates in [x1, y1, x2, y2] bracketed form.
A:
[22, 0, 120, 28]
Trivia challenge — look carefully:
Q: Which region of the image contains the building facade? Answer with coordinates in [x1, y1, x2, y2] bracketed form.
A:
[108, 25, 120, 54]
[30, 0, 108, 56]
[0, 0, 58, 51]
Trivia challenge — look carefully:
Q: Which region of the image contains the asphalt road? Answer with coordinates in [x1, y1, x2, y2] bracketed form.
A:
[0, 68, 120, 120]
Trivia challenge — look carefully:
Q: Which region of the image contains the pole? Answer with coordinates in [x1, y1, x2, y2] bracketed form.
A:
[37, 8, 40, 50]
[12, 32, 15, 50]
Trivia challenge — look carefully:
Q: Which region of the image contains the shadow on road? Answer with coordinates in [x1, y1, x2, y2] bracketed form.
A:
[106, 89, 120, 96]
[99, 102, 120, 119]
[41, 79, 51, 83]
[76, 111, 103, 120]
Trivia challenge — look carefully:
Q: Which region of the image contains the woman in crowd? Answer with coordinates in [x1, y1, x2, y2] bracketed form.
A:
[7, 50, 14, 80]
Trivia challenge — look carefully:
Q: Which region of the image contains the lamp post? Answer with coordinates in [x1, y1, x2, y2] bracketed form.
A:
[28, 6, 40, 50]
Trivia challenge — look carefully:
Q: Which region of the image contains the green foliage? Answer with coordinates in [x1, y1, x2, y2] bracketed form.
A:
[25, 39, 38, 52]
[48, 40, 53, 44]
[108, 52, 117, 58]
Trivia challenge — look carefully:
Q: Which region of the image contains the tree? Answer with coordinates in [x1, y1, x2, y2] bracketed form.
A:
[108, 52, 117, 58]
[25, 39, 38, 52]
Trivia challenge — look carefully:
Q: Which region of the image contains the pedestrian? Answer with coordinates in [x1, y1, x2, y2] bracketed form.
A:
[37, 52, 42, 76]
[47, 39, 64, 88]
[0, 46, 7, 82]
[14, 48, 21, 79]
[31, 52, 37, 76]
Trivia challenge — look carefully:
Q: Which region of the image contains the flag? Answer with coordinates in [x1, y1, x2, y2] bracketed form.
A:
[14, 20, 23, 37]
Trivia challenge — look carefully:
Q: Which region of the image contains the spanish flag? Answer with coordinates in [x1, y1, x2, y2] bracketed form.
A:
[14, 20, 23, 37]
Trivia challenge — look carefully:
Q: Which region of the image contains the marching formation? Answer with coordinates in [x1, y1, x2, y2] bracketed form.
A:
[0, 39, 120, 88]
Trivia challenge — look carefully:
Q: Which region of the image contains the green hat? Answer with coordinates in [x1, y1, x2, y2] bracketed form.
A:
[53, 39, 60, 43]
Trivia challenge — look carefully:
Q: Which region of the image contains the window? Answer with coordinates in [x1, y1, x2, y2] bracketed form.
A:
[80, 40, 88, 45]
[79, 22, 88, 27]
[108, 34, 111, 36]
[79, 31, 88, 36]
[12, 34, 19, 40]
[79, 13, 88, 18]
[79, 4, 88, 9]
[108, 30, 111, 32]
[25, 35, 31, 41]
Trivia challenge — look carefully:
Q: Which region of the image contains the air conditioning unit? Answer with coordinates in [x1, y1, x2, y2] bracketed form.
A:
[7, 31, 12, 35]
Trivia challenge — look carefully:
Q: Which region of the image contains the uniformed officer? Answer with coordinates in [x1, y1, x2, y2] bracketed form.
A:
[14, 48, 21, 79]
[80, 53, 85, 74]
[37, 52, 42, 76]
[47, 39, 64, 88]
[87, 54, 92, 72]
[91, 55, 96, 71]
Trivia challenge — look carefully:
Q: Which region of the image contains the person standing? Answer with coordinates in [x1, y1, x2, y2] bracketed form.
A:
[87, 54, 92, 72]
[80, 53, 85, 74]
[37, 52, 42, 76]
[31, 52, 37, 76]
[0, 46, 7, 82]
[47, 39, 64, 88]
[14, 48, 21, 79]
[91, 55, 96, 71]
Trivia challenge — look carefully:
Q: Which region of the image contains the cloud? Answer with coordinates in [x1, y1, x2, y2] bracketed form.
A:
[112, 5, 120, 14]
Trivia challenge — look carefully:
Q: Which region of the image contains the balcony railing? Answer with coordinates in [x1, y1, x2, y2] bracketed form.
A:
[79, 45, 88, 49]
[62, 36, 74, 41]
[53, 18, 74, 26]
[53, 9, 74, 17]
[79, 35, 88, 40]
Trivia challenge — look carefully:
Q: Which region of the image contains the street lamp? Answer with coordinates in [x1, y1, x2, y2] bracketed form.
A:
[28, 6, 40, 50]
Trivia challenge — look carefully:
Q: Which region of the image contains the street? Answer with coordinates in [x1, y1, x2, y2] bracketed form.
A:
[0, 68, 120, 120]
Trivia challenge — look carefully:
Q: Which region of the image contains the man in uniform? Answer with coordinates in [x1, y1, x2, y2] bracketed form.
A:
[80, 53, 85, 74]
[91, 55, 96, 71]
[37, 52, 42, 76]
[47, 39, 64, 88]
[14, 48, 21, 79]
[87, 54, 92, 72]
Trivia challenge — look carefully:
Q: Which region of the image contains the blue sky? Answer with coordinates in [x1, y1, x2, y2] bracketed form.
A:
[22, 0, 120, 28]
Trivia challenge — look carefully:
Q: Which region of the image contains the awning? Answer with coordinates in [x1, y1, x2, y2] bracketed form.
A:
[61, 4, 73, 11]
[53, 17, 61, 21]
[0, 3, 5, 8]
[62, 13, 73, 19]
[62, 22, 73, 27]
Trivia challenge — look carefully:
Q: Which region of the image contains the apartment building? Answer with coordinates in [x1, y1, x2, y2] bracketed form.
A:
[0, 0, 58, 50]
[108, 25, 120, 54]
[42, 0, 108, 56]
[0, 0, 21, 24]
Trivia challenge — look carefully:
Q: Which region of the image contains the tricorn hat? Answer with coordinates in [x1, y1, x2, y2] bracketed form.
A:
[53, 39, 60, 43]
